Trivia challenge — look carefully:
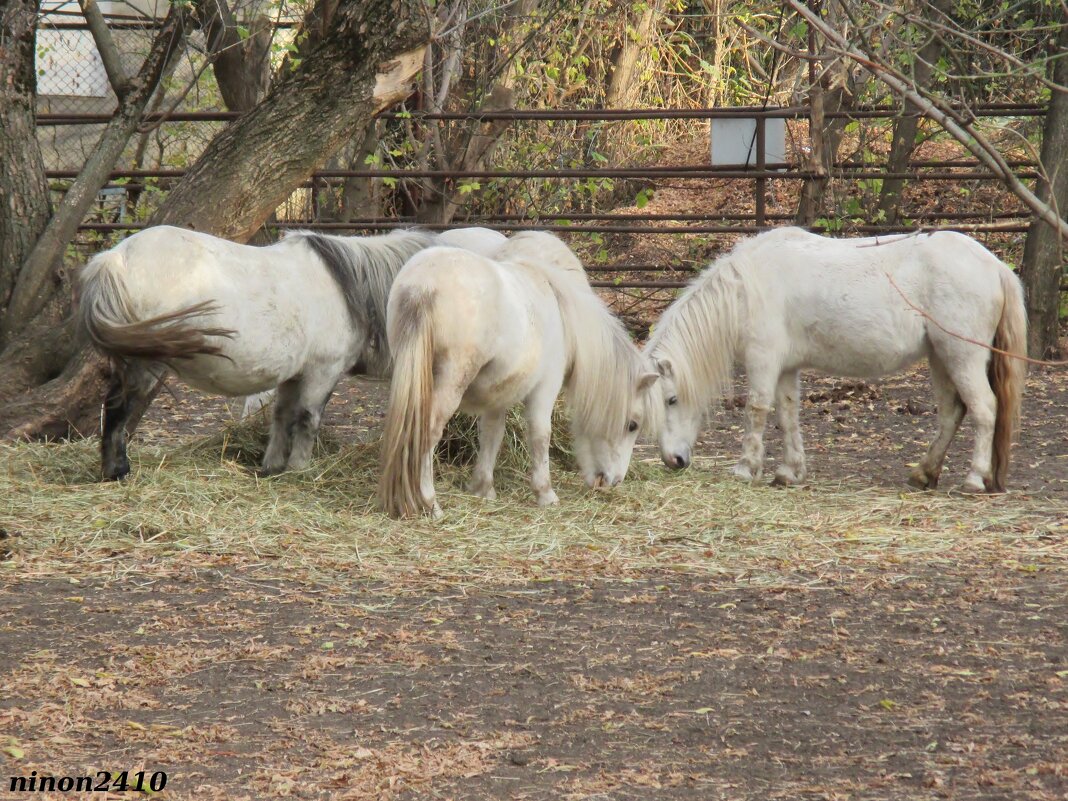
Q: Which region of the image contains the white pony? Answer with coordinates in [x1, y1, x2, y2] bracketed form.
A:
[237, 226, 508, 417]
[378, 231, 660, 518]
[79, 225, 504, 480]
[646, 227, 1027, 493]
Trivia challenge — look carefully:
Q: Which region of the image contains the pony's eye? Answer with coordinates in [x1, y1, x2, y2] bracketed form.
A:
[667, 396, 678, 406]
[628, 420, 639, 433]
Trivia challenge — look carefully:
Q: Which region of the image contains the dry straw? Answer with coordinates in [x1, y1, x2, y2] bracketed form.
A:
[1, 413, 1063, 589]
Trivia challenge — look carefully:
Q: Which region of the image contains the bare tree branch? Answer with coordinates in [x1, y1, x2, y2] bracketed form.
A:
[79, 0, 129, 97]
[786, 0, 1068, 243]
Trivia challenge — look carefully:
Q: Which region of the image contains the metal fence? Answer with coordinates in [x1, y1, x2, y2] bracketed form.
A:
[36, 102, 1046, 290]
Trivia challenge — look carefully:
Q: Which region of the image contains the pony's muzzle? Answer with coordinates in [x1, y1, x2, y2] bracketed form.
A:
[664, 452, 690, 470]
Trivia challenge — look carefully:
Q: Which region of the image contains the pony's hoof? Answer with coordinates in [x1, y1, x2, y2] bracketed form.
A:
[771, 467, 803, 487]
[907, 469, 936, 490]
[255, 465, 285, 478]
[103, 460, 131, 481]
[536, 490, 560, 507]
[467, 482, 496, 501]
[960, 475, 986, 494]
[731, 463, 756, 482]
[429, 502, 444, 520]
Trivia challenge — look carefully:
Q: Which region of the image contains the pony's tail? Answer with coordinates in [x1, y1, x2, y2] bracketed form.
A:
[78, 250, 234, 362]
[988, 269, 1028, 492]
[377, 291, 435, 518]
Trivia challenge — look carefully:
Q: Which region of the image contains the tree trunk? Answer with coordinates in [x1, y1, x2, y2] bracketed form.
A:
[876, 0, 953, 224]
[795, 67, 853, 224]
[0, 0, 51, 338]
[0, 0, 430, 439]
[605, 0, 661, 109]
[1020, 22, 1068, 358]
[194, 0, 273, 113]
[415, 0, 539, 225]
[0, 8, 188, 343]
[146, 2, 427, 240]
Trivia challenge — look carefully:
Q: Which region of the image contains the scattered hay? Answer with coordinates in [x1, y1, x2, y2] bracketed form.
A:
[0, 425, 1064, 589]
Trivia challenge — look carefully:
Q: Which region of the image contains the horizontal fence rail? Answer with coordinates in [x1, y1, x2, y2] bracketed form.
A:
[39, 103, 1046, 293]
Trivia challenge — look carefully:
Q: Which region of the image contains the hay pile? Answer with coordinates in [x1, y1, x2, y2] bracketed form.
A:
[1, 417, 1063, 588]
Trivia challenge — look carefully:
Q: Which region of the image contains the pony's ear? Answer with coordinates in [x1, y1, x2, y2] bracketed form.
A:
[654, 358, 673, 378]
[637, 372, 660, 392]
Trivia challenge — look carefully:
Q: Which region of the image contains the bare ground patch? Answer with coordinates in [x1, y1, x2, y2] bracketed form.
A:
[1, 566, 1065, 800]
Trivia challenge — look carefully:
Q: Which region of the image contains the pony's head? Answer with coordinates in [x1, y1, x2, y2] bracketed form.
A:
[571, 354, 660, 489]
[650, 356, 701, 470]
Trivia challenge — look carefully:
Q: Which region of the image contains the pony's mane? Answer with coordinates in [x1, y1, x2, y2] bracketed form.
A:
[503, 233, 653, 438]
[290, 228, 436, 374]
[646, 236, 760, 408]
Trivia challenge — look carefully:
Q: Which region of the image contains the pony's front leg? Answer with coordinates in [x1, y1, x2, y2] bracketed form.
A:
[259, 379, 301, 476]
[732, 367, 776, 482]
[772, 369, 807, 486]
[284, 375, 339, 471]
[524, 391, 559, 507]
[467, 410, 507, 500]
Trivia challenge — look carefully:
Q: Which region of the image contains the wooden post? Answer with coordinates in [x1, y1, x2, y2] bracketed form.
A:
[755, 114, 767, 229]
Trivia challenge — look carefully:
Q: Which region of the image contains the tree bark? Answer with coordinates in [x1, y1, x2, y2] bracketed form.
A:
[877, 0, 952, 224]
[0, 0, 51, 338]
[0, 9, 187, 343]
[605, 0, 661, 109]
[0, 0, 430, 439]
[147, 1, 428, 240]
[1020, 21, 1068, 358]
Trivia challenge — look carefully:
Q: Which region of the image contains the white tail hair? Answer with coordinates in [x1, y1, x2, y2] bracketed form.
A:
[377, 288, 435, 518]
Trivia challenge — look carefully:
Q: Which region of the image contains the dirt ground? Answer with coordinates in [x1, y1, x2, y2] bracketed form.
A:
[2, 365, 1065, 800]
[2, 564, 1066, 801]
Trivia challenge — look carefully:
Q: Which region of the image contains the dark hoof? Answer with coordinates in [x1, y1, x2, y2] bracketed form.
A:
[254, 465, 285, 478]
[103, 460, 131, 481]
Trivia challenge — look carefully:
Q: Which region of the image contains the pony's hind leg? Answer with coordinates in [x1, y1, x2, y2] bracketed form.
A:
[420, 364, 471, 518]
[908, 356, 965, 490]
[259, 379, 302, 476]
[523, 386, 560, 506]
[467, 410, 507, 500]
[943, 352, 999, 493]
[771, 369, 807, 486]
[732, 361, 778, 482]
[101, 359, 164, 481]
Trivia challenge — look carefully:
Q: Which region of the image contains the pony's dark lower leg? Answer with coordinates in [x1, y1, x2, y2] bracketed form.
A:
[259, 380, 302, 476]
[101, 360, 162, 481]
[258, 377, 337, 474]
[909, 357, 964, 490]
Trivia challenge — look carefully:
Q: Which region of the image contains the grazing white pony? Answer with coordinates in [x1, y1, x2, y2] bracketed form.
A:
[79, 225, 503, 480]
[646, 227, 1027, 493]
[378, 231, 660, 518]
[237, 226, 508, 418]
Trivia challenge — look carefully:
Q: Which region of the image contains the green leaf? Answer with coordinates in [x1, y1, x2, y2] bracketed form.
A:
[2, 745, 24, 760]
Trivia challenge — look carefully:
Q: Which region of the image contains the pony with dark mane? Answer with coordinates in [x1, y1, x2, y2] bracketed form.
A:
[647, 227, 1027, 493]
[78, 225, 503, 480]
